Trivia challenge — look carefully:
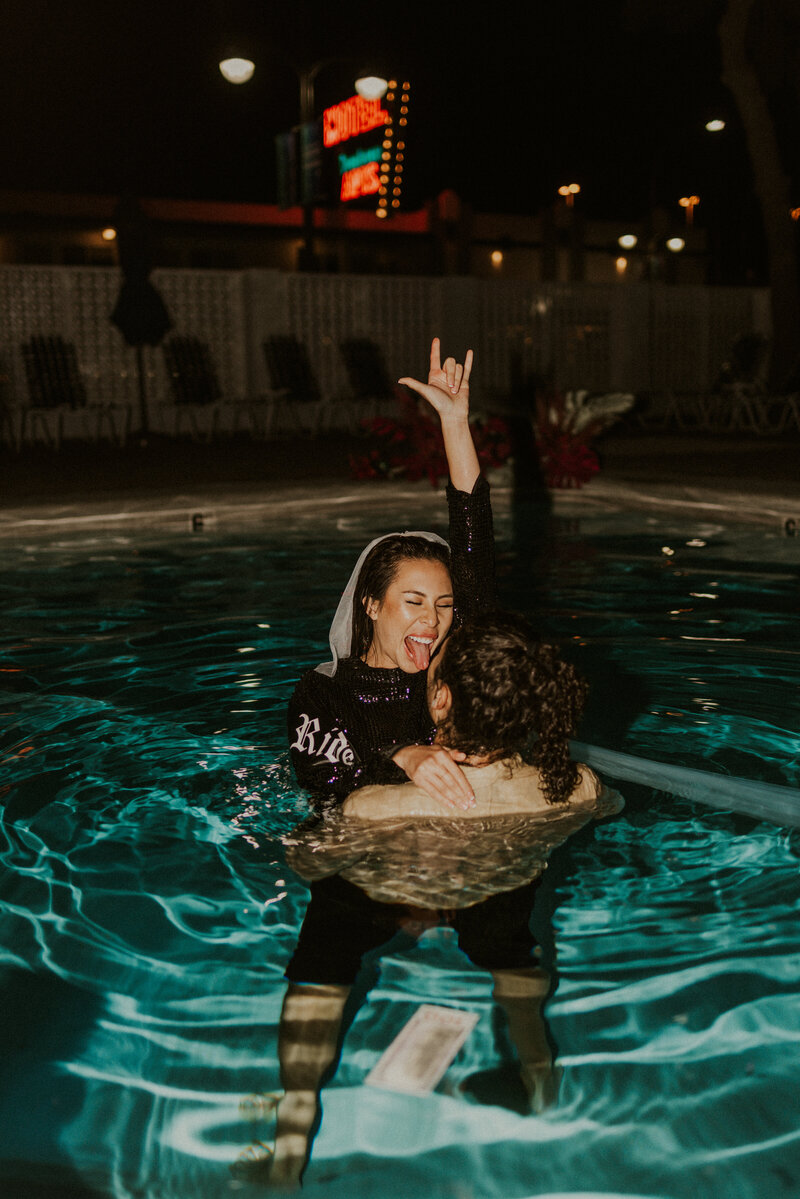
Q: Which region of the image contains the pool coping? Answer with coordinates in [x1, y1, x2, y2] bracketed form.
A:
[0, 473, 798, 539]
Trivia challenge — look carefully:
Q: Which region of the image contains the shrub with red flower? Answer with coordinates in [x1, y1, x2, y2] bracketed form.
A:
[349, 387, 634, 490]
[349, 393, 512, 488]
[533, 388, 635, 489]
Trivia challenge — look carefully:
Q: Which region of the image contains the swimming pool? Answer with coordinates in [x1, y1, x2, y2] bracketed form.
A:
[1, 489, 798, 1199]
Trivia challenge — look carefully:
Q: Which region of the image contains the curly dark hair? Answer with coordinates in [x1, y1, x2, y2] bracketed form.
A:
[350, 535, 452, 660]
[433, 611, 588, 804]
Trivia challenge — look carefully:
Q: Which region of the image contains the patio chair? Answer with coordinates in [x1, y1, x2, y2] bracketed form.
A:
[159, 335, 223, 439]
[714, 333, 774, 434]
[338, 337, 396, 428]
[20, 335, 87, 447]
[263, 335, 328, 434]
[160, 335, 275, 440]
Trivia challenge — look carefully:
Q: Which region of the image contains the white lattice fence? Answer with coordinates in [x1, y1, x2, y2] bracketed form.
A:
[0, 265, 250, 413]
[478, 281, 538, 399]
[477, 281, 616, 397]
[0, 267, 75, 407]
[549, 285, 614, 391]
[707, 288, 766, 386]
[649, 287, 711, 392]
[153, 269, 248, 402]
[69, 269, 140, 405]
[0, 265, 772, 427]
[284, 273, 434, 399]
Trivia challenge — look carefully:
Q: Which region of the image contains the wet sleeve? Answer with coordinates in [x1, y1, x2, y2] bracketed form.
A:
[446, 473, 496, 623]
[287, 672, 408, 807]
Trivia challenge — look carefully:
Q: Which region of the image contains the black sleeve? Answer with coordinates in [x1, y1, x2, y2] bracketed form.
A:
[287, 670, 407, 807]
[446, 473, 496, 624]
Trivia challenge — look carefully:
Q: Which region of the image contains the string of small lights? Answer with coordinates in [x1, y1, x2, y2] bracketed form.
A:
[376, 81, 410, 219]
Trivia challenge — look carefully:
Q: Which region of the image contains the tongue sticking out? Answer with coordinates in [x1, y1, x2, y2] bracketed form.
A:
[405, 637, 432, 670]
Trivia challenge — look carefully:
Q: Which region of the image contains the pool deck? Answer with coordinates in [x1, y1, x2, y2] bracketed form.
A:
[1, 429, 798, 537]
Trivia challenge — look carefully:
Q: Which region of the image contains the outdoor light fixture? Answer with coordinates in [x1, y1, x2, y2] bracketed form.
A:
[618, 234, 637, 249]
[101, 227, 117, 241]
[679, 195, 700, 226]
[615, 256, 627, 275]
[219, 47, 398, 258]
[491, 250, 503, 267]
[219, 56, 255, 84]
[558, 183, 581, 207]
[354, 74, 389, 100]
[666, 237, 685, 253]
[705, 119, 725, 132]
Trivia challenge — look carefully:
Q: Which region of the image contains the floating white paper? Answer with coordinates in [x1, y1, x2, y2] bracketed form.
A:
[365, 1004, 479, 1095]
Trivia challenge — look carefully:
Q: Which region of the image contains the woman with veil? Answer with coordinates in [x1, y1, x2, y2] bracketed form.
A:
[287, 338, 496, 812]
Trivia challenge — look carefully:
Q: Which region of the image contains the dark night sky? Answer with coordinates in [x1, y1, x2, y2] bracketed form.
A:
[0, 0, 761, 229]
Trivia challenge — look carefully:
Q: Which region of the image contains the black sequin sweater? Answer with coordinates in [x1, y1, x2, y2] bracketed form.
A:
[287, 476, 495, 808]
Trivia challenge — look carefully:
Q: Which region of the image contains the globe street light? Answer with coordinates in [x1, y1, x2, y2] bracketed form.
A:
[354, 75, 390, 101]
[219, 56, 255, 85]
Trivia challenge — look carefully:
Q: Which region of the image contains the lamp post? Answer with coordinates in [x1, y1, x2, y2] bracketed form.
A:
[220, 52, 387, 270]
[679, 195, 700, 227]
[558, 182, 581, 207]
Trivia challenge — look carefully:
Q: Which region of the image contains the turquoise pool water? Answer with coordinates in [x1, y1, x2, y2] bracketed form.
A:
[1, 497, 799, 1198]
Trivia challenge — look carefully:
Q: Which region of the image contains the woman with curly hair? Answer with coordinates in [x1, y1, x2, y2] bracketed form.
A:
[342, 611, 604, 818]
[266, 618, 619, 1182]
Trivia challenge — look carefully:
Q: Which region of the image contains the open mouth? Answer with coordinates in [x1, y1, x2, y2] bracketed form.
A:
[404, 635, 435, 670]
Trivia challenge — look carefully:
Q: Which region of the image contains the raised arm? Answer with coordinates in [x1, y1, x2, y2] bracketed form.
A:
[398, 337, 479, 493]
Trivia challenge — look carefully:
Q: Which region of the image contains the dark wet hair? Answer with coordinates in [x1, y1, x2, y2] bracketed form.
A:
[433, 611, 588, 804]
[350, 535, 452, 660]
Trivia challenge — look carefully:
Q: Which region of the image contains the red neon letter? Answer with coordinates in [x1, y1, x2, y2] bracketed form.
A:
[340, 161, 381, 201]
[324, 96, 390, 147]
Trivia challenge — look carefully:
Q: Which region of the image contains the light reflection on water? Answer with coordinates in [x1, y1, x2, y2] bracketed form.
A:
[1, 506, 799, 1198]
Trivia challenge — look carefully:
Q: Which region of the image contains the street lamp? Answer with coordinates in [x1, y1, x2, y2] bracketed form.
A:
[354, 75, 390, 101]
[220, 52, 388, 269]
[219, 56, 255, 85]
[705, 118, 726, 133]
[558, 183, 581, 207]
[666, 237, 685, 253]
[679, 195, 700, 226]
[618, 233, 638, 249]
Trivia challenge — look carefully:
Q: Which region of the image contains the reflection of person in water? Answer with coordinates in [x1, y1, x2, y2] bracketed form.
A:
[287, 337, 496, 813]
[241, 614, 622, 1186]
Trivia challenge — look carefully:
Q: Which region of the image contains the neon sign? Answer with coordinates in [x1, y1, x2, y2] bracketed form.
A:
[321, 80, 410, 213]
[323, 95, 389, 148]
[338, 145, 381, 175]
[340, 161, 381, 201]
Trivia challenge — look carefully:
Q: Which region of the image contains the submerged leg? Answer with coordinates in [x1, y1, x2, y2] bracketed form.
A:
[491, 966, 560, 1113]
[270, 981, 351, 1188]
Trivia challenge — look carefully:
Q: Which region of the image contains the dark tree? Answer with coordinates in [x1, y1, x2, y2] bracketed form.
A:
[718, 0, 800, 387]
